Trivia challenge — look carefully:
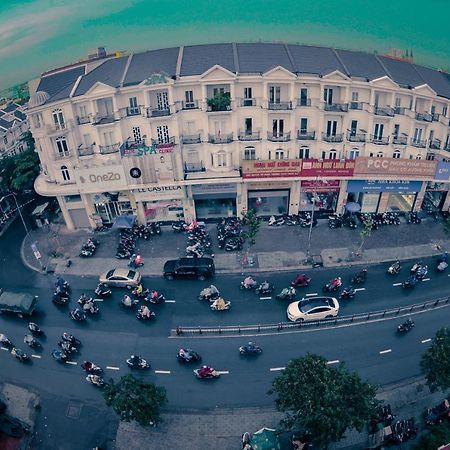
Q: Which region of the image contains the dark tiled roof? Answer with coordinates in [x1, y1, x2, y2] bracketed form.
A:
[335, 49, 386, 80]
[236, 43, 294, 73]
[13, 110, 26, 121]
[74, 57, 128, 96]
[413, 65, 450, 99]
[37, 66, 85, 98]
[0, 118, 13, 130]
[180, 44, 235, 76]
[288, 45, 347, 75]
[377, 56, 424, 88]
[2, 103, 19, 113]
[123, 47, 179, 87]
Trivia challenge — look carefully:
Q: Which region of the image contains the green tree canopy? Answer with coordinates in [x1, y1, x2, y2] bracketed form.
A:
[103, 374, 167, 426]
[420, 327, 450, 391]
[241, 208, 260, 247]
[413, 421, 450, 450]
[271, 354, 379, 448]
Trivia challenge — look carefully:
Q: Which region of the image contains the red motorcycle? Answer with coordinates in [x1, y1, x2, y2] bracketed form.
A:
[291, 274, 311, 287]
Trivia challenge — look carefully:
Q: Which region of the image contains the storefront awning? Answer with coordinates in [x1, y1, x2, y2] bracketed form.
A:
[112, 214, 136, 229]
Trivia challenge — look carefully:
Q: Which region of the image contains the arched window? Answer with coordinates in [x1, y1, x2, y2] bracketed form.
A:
[61, 165, 70, 181]
[376, 152, 383, 158]
[349, 148, 359, 160]
[393, 150, 401, 159]
[216, 150, 227, 167]
[416, 154, 422, 160]
[244, 146, 256, 160]
[298, 147, 309, 159]
[275, 148, 284, 160]
[52, 108, 65, 130]
[329, 149, 337, 160]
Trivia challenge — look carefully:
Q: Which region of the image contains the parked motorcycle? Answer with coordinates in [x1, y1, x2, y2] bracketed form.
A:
[275, 287, 296, 301]
[268, 215, 285, 226]
[397, 318, 415, 333]
[225, 237, 244, 251]
[239, 342, 262, 355]
[323, 277, 342, 292]
[387, 261, 401, 275]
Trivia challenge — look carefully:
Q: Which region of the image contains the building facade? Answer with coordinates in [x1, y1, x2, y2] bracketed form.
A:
[27, 43, 450, 230]
[0, 102, 29, 158]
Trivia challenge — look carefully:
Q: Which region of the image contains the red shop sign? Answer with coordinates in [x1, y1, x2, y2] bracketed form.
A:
[301, 180, 341, 192]
[301, 159, 355, 177]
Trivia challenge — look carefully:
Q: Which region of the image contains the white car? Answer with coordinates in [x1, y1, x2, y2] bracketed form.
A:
[287, 297, 339, 322]
[99, 268, 142, 288]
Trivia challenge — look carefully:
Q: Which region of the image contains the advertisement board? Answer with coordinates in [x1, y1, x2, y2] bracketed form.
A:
[354, 157, 436, 178]
[301, 159, 355, 177]
[132, 185, 185, 201]
[434, 161, 450, 181]
[347, 180, 423, 193]
[301, 180, 340, 192]
[74, 165, 127, 192]
[242, 160, 301, 178]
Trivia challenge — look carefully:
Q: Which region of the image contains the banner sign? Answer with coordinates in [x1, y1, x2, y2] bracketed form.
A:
[301, 180, 341, 192]
[74, 165, 127, 192]
[301, 159, 355, 177]
[435, 161, 450, 181]
[354, 157, 437, 178]
[120, 142, 174, 157]
[132, 185, 185, 201]
[347, 180, 423, 193]
[242, 160, 301, 178]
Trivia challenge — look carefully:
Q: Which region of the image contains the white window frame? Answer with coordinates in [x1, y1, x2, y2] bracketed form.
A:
[349, 148, 359, 160]
[275, 149, 284, 160]
[244, 146, 256, 160]
[299, 147, 310, 159]
[393, 150, 401, 159]
[329, 149, 337, 159]
[61, 165, 70, 181]
[55, 136, 69, 156]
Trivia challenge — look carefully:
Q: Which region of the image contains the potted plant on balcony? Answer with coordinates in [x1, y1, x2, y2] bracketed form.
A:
[207, 91, 231, 112]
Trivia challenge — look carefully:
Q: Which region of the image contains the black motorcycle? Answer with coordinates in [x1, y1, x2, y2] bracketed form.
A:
[126, 356, 150, 369]
[94, 283, 112, 298]
[339, 287, 356, 299]
[255, 282, 274, 295]
[239, 343, 262, 355]
[397, 318, 415, 333]
[62, 333, 81, 346]
[52, 291, 69, 305]
[177, 348, 202, 363]
[350, 269, 367, 285]
[69, 308, 86, 321]
[28, 322, 44, 335]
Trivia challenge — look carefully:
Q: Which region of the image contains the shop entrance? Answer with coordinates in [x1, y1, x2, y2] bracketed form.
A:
[248, 190, 289, 216]
[194, 196, 236, 219]
[94, 200, 133, 224]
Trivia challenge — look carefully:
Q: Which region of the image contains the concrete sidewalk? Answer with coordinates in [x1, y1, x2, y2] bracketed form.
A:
[21, 217, 450, 276]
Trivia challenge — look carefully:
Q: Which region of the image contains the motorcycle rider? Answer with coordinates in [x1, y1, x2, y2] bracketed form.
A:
[83, 299, 96, 313]
[259, 280, 270, 292]
[122, 294, 133, 307]
[82, 361, 93, 371]
[198, 365, 214, 377]
[278, 286, 296, 299]
[212, 297, 227, 310]
[331, 277, 342, 288]
[140, 305, 152, 318]
[243, 276, 256, 289]
[23, 334, 35, 345]
[201, 284, 219, 299]
[129, 354, 143, 367]
[135, 283, 143, 296]
[150, 290, 159, 301]
[292, 273, 309, 286]
[0, 333, 10, 345]
[55, 276, 67, 289]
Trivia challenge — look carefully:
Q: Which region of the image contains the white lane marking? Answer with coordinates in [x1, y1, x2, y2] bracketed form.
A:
[448, 274, 450, 277]
[392, 283, 402, 287]
[106, 366, 120, 370]
[354, 288, 366, 292]
[66, 361, 77, 365]
[1, 347, 9, 351]
[260, 297, 272, 300]
[94, 298, 104, 302]
[422, 278, 431, 282]
[327, 360, 340, 365]
[421, 338, 432, 343]
[379, 349, 392, 355]
[270, 367, 285, 372]
[305, 293, 318, 297]
[31, 354, 41, 359]
[154, 370, 171, 374]
[215, 370, 229, 375]
[165, 300, 176, 303]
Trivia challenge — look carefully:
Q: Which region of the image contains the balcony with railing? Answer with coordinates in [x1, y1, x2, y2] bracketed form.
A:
[411, 138, 427, 148]
[151, 136, 176, 146]
[181, 134, 202, 144]
[349, 102, 363, 110]
[268, 101, 292, 110]
[182, 100, 199, 110]
[297, 98, 311, 107]
[296, 130, 316, 140]
[347, 132, 366, 143]
[324, 103, 348, 112]
[374, 106, 394, 117]
[208, 133, 233, 144]
[47, 122, 70, 133]
[416, 112, 433, 122]
[238, 130, 261, 141]
[445, 143, 450, 152]
[99, 143, 120, 154]
[322, 133, 343, 143]
[92, 113, 117, 125]
[370, 135, 390, 145]
[392, 136, 408, 145]
[267, 131, 291, 142]
[432, 113, 440, 122]
[77, 116, 91, 125]
[393, 106, 406, 115]
[77, 145, 95, 157]
[184, 162, 205, 173]
[125, 106, 142, 117]
[54, 150, 71, 159]
[146, 106, 171, 118]
[429, 138, 441, 150]
[240, 98, 256, 107]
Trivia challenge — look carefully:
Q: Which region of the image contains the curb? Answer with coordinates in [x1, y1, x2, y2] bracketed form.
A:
[20, 237, 43, 274]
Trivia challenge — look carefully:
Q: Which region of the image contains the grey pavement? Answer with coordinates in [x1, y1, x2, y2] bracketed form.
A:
[22, 216, 450, 276]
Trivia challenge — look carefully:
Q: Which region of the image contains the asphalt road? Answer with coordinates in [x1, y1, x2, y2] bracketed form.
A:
[1, 220, 449, 447]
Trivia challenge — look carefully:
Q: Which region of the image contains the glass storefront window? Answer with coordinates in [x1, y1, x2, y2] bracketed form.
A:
[386, 193, 416, 212]
[248, 190, 289, 215]
[360, 193, 380, 213]
[94, 201, 133, 224]
[144, 200, 184, 222]
[299, 191, 338, 212]
[195, 198, 236, 219]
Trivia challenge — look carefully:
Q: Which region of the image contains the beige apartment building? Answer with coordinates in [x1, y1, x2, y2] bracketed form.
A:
[27, 43, 450, 230]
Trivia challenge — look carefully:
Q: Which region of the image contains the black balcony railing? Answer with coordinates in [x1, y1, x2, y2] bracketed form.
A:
[296, 131, 316, 140]
[393, 106, 406, 115]
[349, 102, 363, 110]
[92, 114, 116, 125]
[432, 113, 440, 122]
[370, 135, 390, 145]
[411, 138, 427, 148]
[416, 112, 433, 122]
[208, 133, 233, 144]
[267, 131, 291, 142]
[147, 107, 170, 118]
[324, 103, 348, 112]
[151, 136, 176, 146]
[374, 106, 394, 117]
[181, 134, 201, 144]
[185, 162, 205, 173]
[77, 116, 91, 125]
[392, 136, 408, 145]
[238, 131, 261, 141]
[241, 98, 256, 107]
[322, 133, 344, 143]
[297, 98, 311, 107]
[347, 132, 366, 142]
[429, 139, 441, 150]
[99, 143, 120, 154]
[268, 101, 292, 110]
[182, 100, 199, 110]
[126, 106, 141, 116]
[77, 145, 95, 157]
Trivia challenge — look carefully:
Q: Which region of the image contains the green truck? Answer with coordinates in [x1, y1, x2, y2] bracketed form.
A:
[0, 289, 38, 317]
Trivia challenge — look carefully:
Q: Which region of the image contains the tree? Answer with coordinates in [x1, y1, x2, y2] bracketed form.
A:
[413, 421, 450, 449]
[240, 208, 260, 265]
[11, 149, 40, 191]
[103, 375, 167, 426]
[356, 217, 374, 255]
[270, 354, 379, 448]
[420, 327, 450, 391]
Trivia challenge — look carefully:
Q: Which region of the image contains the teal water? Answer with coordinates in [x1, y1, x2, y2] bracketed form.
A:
[0, 0, 449, 91]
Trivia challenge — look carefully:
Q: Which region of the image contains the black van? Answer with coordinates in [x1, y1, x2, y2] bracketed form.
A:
[163, 257, 215, 280]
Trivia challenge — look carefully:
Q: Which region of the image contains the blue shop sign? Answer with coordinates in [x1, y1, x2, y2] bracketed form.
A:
[435, 161, 450, 181]
[347, 180, 423, 193]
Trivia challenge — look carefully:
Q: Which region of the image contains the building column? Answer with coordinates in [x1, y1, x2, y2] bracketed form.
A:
[336, 180, 348, 214]
[377, 192, 390, 212]
[289, 180, 300, 214]
[56, 195, 75, 231]
[413, 181, 428, 211]
[237, 182, 247, 216]
[184, 185, 196, 221]
[81, 193, 97, 228]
